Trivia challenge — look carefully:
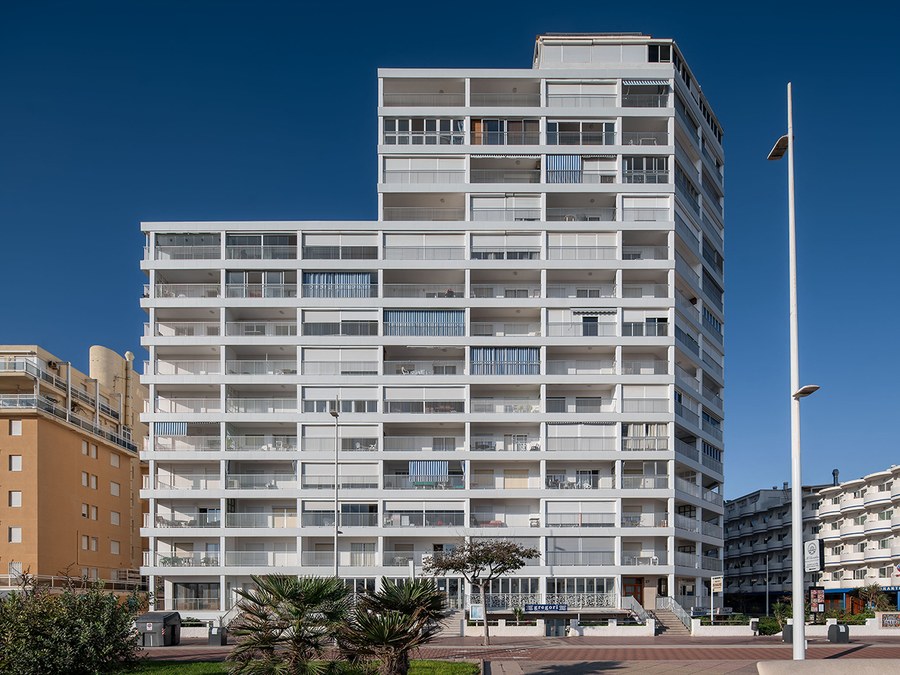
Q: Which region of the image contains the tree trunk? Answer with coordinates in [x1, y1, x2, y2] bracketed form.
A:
[479, 583, 490, 646]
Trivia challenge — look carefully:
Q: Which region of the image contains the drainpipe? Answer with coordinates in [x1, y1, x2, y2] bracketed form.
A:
[124, 351, 134, 431]
[65, 362, 72, 422]
[94, 379, 100, 428]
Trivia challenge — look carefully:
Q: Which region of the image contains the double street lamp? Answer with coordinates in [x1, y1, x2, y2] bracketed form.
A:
[768, 82, 820, 660]
[330, 402, 341, 579]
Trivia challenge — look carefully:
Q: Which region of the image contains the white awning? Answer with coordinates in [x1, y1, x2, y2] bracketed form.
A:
[623, 79, 670, 86]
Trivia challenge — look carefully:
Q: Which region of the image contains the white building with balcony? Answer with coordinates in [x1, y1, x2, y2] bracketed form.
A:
[140, 32, 726, 623]
[725, 466, 900, 613]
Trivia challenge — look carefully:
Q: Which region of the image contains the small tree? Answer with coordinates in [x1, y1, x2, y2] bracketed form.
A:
[858, 582, 891, 611]
[422, 540, 539, 645]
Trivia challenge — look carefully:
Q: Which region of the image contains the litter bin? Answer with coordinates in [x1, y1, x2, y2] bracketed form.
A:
[136, 611, 182, 647]
[782, 625, 792, 644]
[827, 624, 850, 643]
[208, 626, 229, 646]
[749, 619, 759, 636]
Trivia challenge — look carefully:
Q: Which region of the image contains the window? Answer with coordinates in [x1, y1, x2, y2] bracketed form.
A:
[9, 420, 22, 436]
[90, 444, 97, 459]
[8, 527, 22, 543]
[9, 456, 22, 472]
[110, 511, 120, 526]
[81, 503, 89, 518]
[853, 569, 867, 580]
[878, 509, 892, 521]
[879, 537, 891, 550]
[82, 440, 89, 455]
[383, 118, 464, 145]
[810, 524, 821, 534]
[110, 541, 120, 555]
[90, 506, 97, 520]
[110, 453, 120, 468]
[89, 475, 97, 490]
[90, 537, 98, 552]
[8, 491, 21, 508]
[81, 535, 89, 550]
[879, 565, 893, 578]
[854, 514, 866, 526]
[648, 44, 672, 63]
[81, 472, 88, 487]
[110, 482, 120, 497]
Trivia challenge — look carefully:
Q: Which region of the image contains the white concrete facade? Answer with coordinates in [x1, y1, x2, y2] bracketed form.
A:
[140, 33, 726, 621]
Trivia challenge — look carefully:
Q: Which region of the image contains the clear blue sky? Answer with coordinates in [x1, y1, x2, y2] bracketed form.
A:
[1, 1, 897, 498]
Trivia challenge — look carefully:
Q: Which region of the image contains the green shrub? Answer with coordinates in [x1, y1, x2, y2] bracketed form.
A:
[757, 616, 781, 635]
[0, 581, 143, 674]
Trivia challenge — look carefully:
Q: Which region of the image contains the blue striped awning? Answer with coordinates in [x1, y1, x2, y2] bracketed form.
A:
[409, 460, 449, 479]
[623, 79, 669, 86]
[154, 422, 187, 436]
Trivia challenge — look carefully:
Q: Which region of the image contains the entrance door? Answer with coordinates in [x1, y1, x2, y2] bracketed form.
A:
[622, 576, 644, 605]
[582, 315, 599, 336]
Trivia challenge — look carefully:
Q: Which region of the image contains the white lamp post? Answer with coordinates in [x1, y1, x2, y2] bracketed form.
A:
[768, 82, 820, 660]
[330, 401, 340, 579]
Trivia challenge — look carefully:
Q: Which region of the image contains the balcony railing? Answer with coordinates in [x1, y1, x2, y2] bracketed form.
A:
[226, 245, 296, 260]
[622, 553, 667, 565]
[225, 360, 297, 376]
[545, 170, 615, 184]
[547, 131, 616, 145]
[150, 244, 221, 260]
[621, 436, 668, 452]
[546, 512, 616, 527]
[145, 512, 221, 528]
[383, 511, 465, 527]
[154, 398, 220, 414]
[621, 359, 668, 375]
[302, 284, 378, 298]
[147, 552, 221, 567]
[622, 284, 668, 299]
[546, 283, 615, 298]
[148, 321, 220, 337]
[621, 398, 669, 413]
[382, 170, 465, 185]
[470, 207, 541, 222]
[471, 322, 541, 337]
[384, 360, 464, 376]
[225, 551, 298, 567]
[225, 321, 297, 336]
[547, 322, 616, 338]
[382, 92, 465, 106]
[547, 246, 616, 261]
[545, 207, 616, 222]
[301, 361, 378, 376]
[546, 359, 615, 375]
[470, 169, 541, 184]
[470, 247, 540, 260]
[302, 245, 378, 260]
[149, 360, 220, 376]
[545, 475, 614, 489]
[154, 283, 220, 298]
[225, 513, 298, 528]
[675, 438, 699, 462]
[545, 94, 616, 108]
[302, 321, 378, 337]
[470, 398, 540, 414]
[150, 435, 221, 452]
[227, 435, 297, 451]
[622, 170, 669, 184]
[470, 436, 541, 452]
[622, 245, 668, 260]
[621, 475, 669, 489]
[621, 131, 668, 146]
[382, 207, 466, 221]
[300, 475, 379, 489]
[546, 551, 614, 566]
[226, 398, 296, 413]
[226, 473, 297, 489]
[382, 474, 464, 490]
[471, 132, 541, 146]
[621, 512, 669, 527]
[622, 93, 669, 108]
[383, 436, 465, 452]
[546, 437, 615, 452]
[383, 283, 465, 298]
[383, 246, 466, 260]
[384, 400, 464, 414]
[469, 92, 542, 106]
[470, 284, 541, 299]
[622, 322, 669, 337]
[622, 207, 669, 222]
[144, 474, 221, 490]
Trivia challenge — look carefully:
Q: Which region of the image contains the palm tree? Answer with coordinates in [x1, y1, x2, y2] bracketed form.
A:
[228, 575, 351, 674]
[339, 578, 450, 675]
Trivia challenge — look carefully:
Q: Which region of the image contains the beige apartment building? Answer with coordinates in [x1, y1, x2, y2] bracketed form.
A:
[0, 345, 146, 588]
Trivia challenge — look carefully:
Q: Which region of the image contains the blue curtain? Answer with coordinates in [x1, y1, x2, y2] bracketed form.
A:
[547, 155, 582, 183]
[470, 347, 540, 375]
[409, 460, 449, 480]
[303, 272, 374, 298]
[154, 422, 187, 436]
[383, 310, 464, 336]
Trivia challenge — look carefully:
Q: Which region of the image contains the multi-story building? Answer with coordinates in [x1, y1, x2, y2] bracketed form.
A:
[0, 345, 146, 589]
[723, 482, 829, 614]
[140, 32, 726, 621]
[725, 467, 900, 613]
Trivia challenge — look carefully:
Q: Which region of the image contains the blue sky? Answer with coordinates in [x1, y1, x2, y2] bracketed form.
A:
[1, 1, 897, 498]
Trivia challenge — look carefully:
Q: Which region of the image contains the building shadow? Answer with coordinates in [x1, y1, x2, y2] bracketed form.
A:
[517, 663, 627, 674]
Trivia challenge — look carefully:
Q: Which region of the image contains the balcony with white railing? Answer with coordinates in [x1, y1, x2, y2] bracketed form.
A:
[545, 474, 614, 490]
[227, 435, 297, 452]
[621, 512, 669, 527]
[545, 551, 614, 566]
[471, 246, 541, 260]
[302, 320, 378, 337]
[145, 552, 222, 568]
[153, 397, 220, 414]
[675, 514, 700, 534]
[545, 207, 616, 222]
[383, 283, 465, 298]
[225, 321, 297, 337]
[620, 475, 669, 490]
[147, 321, 221, 337]
[470, 436, 541, 452]
[469, 207, 541, 222]
[225, 551, 299, 567]
[621, 398, 669, 414]
[546, 512, 616, 528]
[470, 168, 541, 184]
[225, 398, 297, 414]
[621, 359, 668, 375]
[471, 398, 541, 414]
[225, 244, 297, 260]
[622, 170, 669, 185]
[151, 244, 221, 260]
[470, 283, 541, 299]
[384, 400, 465, 414]
[383, 246, 466, 261]
[622, 207, 670, 222]
[621, 131, 668, 146]
[225, 473, 297, 490]
[302, 283, 378, 298]
[622, 93, 670, 108]
[152, 283, 220, 299]
[144, 474, 221, 491]
[144, 512, 221, 529]
[546, 246, 616, 261]
[301, 361, 379, 376]
[675, 438, 699, 462]
[225, 360, 297, 376]
[702, 453, 724, 475]
[381, 91, 465, 107]
[546, 283, 616, 299]
[622, 245, 668, 261]
[622, 553, 667, 566]
[382, 435, 465, 452]
[150, 360, 220, 376]
[622, 322, 669, 337]
[548, 322, 616, 338]
[383, 169, 466, 185]
[384, 360, 466, 376]
[546, 93, 616, 109]
[621, 436, 668, 451]
[150, 435, 222, 453]
[224, 512, 299, 528]
[546, 359, 615, 375]
[546, 437, 616, 452]
[302, 244, 378, 260]
[383, 510, 465, 528]
[382, 474, 464, 490]
[471, 322, 541, 337]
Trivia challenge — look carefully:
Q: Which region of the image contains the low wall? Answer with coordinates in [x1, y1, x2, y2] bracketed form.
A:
[463, 622, 543, 637]
[180, 626, 211, 639]
[463, 618, 656, 637]
[690, 620, 754, 637]
[578, 620, 655, 637]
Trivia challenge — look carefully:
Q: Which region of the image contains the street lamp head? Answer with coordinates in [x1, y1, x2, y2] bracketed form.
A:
[767, 135, 789, 161]
[793, 384, 820, 399]
[329, 410, 339, 418]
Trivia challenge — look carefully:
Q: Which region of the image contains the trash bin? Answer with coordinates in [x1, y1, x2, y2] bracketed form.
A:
[208, 626, 229, 646]
[750, 619, 759, 636]
[136, 611, 182, 647]
[827, 624, 850, 643]
[782, 625, 792, 643]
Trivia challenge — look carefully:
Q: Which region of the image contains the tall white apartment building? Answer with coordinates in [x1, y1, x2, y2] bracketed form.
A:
[140, 33, 726, 622]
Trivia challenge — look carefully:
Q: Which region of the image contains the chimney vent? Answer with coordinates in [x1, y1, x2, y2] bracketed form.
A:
[832, 469, 839, 486]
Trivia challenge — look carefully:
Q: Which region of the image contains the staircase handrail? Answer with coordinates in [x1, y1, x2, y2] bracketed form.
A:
[655, 595, 692, 631]
[219, 603, 242, 628]
[621, 594, 648, 624]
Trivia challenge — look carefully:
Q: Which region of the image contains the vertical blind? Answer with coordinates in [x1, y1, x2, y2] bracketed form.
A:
[470, 347, 540, 375]
[302, 272, 375, 298]
[383, 310, 465, 336]
[546, 155, 582, 183]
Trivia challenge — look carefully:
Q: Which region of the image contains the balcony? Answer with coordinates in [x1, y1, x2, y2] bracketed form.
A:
[382, 92, 465, 106]
[146, 552, 221, 567]
[384, 360, 465, 376]
[150, 360, 220, 376]
[383, 511, 465, 527]
[226, 473, 297, 490]
[623, 207, 670, 222]
[621, 398, 669, 413]
[674, 514, 700, 533]
[382, 474, 464, 490]
[545, 207, 616, 222]
[675, 438, 699, 462]
[383, 283, 464, 299]
[470, 436, 541, 452]
[225, 398, 296, 413]
[470, 92, 542, 106]
[301, 512, 378, 527]
[226, 245, 296, 260]
[469, 207, 542, 222]
[547, 322, 616, 338]
[622, 359, 668, 376]
[471, 246, 540, 260]
[153, 398, 220, 414]
[545, 551, 614, 566]
[382, 169, 465, 185]
[383, 246, 466, 261]
[546, 512, 615, 528]
[621, 512, 669, 527]
[225, 551, 298, 567]
[144, 474, 221, 491]
[545, 170, 615, 184]
[151, 435, 221, 452]
[301, 361, 378, 376]
[470, 283, 541, 299]
[225, 321, 297, 337]
[227, 435, 297, 452]
[545, 93, 616, 108]
[382, 436, 464, 452]
[622, 283, 668, 299]
[546, 283, 615, 299]
[622, 93, 669, 108]
[622, 553, 667, 566]
[621, 437, 668, 451]
[546, 359, 615, 375]
[621, 131, 668, 146]
[148, 321, 220, 337]
[623, 245, 668, 261]
[225, 360, 297, 376]
[622, 322, 668, 337]
[302, 321, 378, 337]
[545, 474, 614, 490]
[300, 475, 379, 490]
[145, 512, 221, 528]
[152, 283, 220, 299]
[470, 168, 541, 184]
[302, 245, 378, 260]
[225, 284, 297, 299]
[547, 246, 616, 261]
[546, 437, 615, 452]
[301, 283, 378, 298]
[151, 245, 220, 260]
[622, 170, 669, 184]
[384, 400, 464, 414]
[471, 131, 541, 146]
[471, 398, 540, 414]
[471, 322, 541, 337]
[621, 475, 668, 490]
[224, 513, 299, 528]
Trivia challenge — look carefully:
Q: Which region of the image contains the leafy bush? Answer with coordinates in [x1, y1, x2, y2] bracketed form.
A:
[757, 616, 781, 635]
[0, 581, 143, 674]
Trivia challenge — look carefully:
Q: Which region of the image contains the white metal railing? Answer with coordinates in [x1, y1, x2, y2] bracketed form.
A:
[470, 436, 541, 452]
[621, 595, 648, 623]
[622, 207, 669, 222]
[622, 284, 669, 299]
[546, 437, 615, 452]
[545, 475, 614, 490]
[383, 246, 466, 260]
[152, 244, 221, 260]
[547, 246, 616, 260]
[546, 94, 616, 108]
[225, 321, 297, 337]
[383, 207, 466, 221]
[620, 476, 669, 490]
[675, 514, 701, 533]
[225, 360, 297, 375]
[546, 284, 615, 299]
[621, 437, 668, 451]
[227, 436, 297, 451]
[382, 169, 465, 185]
[621, 359, 668, 375]
[382, 92, 465, 106]
[621, 398, 669, 413]
[148, 321, 220, 337]
[545, 551, 614, 566]
[545, 512, 616, 527]
[545, 207, 616, 222]
[675, 438, 699, 461]
[621, 131, 668, 146]
[546, 359, 615, 375]
[382, 436, 464, 452]
[153, 397, 220, 414]
[145, 474, 221, 490]
[151, 435, 221, 452]
[470, 169, 541, 184]
[301, 361, 378, 376]
[470, 398, 540, 414]
[471, 322, 541, 337]
[547, 322, 616, 338]
[153, 283, 220, 298]
[545, 592, 617, 609]
[149, 360, 220, 375]
[469, 92, 542, 106]
[225, 513, 298, 528]
[384, 360, 465, 376]
[383, 283, 464, 298]
[382, 474, 464, 490]
[226, 473, 297, 490]
[621, 512, 668, 527]
[225, 398, 297, 413]
[655, 596, 692, 631]
[470, 284, 541, 299]
[675, 476, 701, 497]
